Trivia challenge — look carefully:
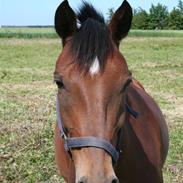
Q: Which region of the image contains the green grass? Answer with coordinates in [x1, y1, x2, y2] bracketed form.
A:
[129, 30, 183, 37]
[0, 34, 183, 182]
[0, 28, 57, 39]
[0, 28, 183, 38]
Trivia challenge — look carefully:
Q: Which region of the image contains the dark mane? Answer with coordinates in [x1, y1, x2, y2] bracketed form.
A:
[71, 2, 114, 72]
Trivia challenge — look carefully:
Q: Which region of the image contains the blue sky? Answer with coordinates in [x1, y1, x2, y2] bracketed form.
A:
[0, 0, 179, 26]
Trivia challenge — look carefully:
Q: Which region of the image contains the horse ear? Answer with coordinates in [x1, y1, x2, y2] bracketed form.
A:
[54, 0, 77, 45]
[108, 0, 133, 47]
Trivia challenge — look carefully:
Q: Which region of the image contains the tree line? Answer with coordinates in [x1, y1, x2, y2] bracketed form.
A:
[107, 0, 183, 30]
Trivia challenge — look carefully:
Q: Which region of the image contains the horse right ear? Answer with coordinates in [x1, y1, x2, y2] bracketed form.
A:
[108, 0, 133, 47]
[55, 0, 77, 45]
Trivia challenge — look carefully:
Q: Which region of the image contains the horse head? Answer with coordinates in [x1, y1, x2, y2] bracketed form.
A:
[54, 1, 133, 182]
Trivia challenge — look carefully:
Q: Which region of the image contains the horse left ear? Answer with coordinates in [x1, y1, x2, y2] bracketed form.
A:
[108, 0, 133, 47]
[55, 0, 77, 45]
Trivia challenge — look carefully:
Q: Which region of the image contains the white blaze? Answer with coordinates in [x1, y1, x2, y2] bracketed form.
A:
[89, 57, 100, 75]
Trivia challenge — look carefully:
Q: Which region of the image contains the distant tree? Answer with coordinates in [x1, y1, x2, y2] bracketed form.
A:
[107, 8, 115, 24]
[132, 8, 149, 29]
[107, 0, 183, 30]
[167, 0, 183, 30]
[178, 0, 183, 14]
[133, 9, 138, 16]
[168, 8, 183, 29]
[178, 0, 183, 29]
[149, 3, 169, 29]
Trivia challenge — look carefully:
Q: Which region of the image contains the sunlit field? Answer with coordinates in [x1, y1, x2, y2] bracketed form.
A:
[0, 29, 183, 182]
[0, 28, 183, 38]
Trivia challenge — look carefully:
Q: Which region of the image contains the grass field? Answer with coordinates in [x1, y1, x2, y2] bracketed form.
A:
[0, 30, 183, 183]
[1, 28, 183, 38]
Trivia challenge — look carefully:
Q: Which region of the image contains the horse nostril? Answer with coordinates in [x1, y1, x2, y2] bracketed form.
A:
[111, 177, 119, 183]
[78, 176, 87, 183]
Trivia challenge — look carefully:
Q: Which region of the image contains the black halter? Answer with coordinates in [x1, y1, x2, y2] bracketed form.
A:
[56, 95, 138, 163]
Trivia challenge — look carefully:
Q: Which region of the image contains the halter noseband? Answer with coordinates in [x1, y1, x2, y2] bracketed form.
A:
[56, 95, 138, 163]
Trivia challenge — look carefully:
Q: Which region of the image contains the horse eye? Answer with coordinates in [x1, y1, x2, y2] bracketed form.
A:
[55, 80, 64, 89]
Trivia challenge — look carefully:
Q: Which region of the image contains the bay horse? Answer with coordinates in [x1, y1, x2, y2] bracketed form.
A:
[53, 0, 169, 183]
